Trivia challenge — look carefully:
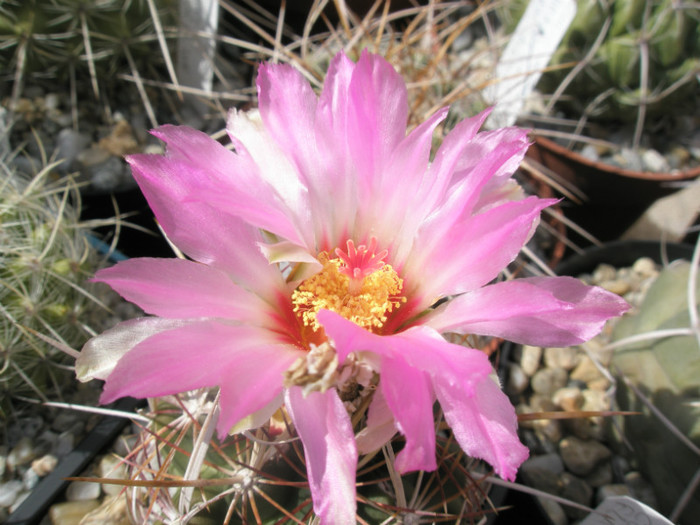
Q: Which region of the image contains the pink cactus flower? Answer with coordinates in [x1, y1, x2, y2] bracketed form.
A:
[77, 50, 629, 524]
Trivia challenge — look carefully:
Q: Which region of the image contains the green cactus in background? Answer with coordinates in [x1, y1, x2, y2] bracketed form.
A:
[0, 152, 110, 416]
[611, 260, 700, 524]
[0, 0, 176, 122]
[538, 0, 699, 124]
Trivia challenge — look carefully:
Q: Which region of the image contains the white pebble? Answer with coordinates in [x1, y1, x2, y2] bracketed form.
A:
[66, 480, 101, 502]
[0, 480, 23, 508]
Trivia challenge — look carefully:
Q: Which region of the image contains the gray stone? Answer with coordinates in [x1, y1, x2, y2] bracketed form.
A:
[533, 418, 564, 445]
[22, 467, 40, 490]
[32, 454, 58, 477]
[624, 471, 658, 509]
[538, 496, 568, 525]
[35, 430, 58, 457]
[529, 394, 558, 413]
[567, 415, 606, 441]
[581, 389, 611, 412]
[580, 144, 600, 162]
[559, 437, 612, 476]
[595, 484, 630, 506]
[544, 347, 580, 371]
[592, 264, 617, 284]
[7, 437, 37, 470]
[641, 148, 670, 173]
[559, 472, 593, 520]
[519, 345, 543, 376]
[98, 455, 128, 496]
[7, 418, 43, 446]
[112, 434, 138, 458]
[522, 453, 565, 476]
[611, 456, 631, 478]
[0, 480, 23, 508]
[85, 156, 129, 193]
[51, 412, 80, 433]
[506, 363, 529, 395]
[570, 357, 605, 386]
[65, 480, 101, 502]
[80, 493, 130, 524]
[632, 257, 657, 278]
[56, 129, 91, 174]
[585, 462, 613, 488]
[520, 454, 563, 493]
[616, 148, 644, 172]
[49, 500, 101, 524]
[532, 367, 568, 396]
[55, 431, 77, 459]
[599, 279, 631, 295]
[552, 387, 584, 412]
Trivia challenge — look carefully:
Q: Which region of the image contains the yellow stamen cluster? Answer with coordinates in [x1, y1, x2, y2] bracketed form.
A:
[292, 254, 406, 332]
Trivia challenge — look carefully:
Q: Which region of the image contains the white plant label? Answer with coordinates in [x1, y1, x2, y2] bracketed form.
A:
[485, 0, 577, 129]
[581, 496, 674, 525]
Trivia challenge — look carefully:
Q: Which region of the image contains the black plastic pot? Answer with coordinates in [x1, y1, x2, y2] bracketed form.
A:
[527, 136, 700, 244]
[6, 398, 142, 525]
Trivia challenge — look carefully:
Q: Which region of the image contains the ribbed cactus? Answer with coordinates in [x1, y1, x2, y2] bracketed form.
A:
[122, 394, 496, 523]
[611, 260, 700, 524]
[0, 156, 108, 416]
[538, 0, 699, 123]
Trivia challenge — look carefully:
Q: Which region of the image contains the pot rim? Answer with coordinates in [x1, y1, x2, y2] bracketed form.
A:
[532, 135, 700, 182]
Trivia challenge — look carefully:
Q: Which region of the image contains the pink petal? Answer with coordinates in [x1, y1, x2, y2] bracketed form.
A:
[372, 108, 449, 262]
[435, 375, 528, 481]
[77, 317, 192, 382]
[314, 52, 361, 242]
[285, 387, 357, 525]
[348, 51, 408, 186]
[318, 50, 408, 211]
[415, 196, 555, 297]
[317, 51, 355, 139]
[127, 149, 286, 300]
[256, 62, 318, 190]
[135, 125, 303, 246]
[419, 107, 493, 212]
[428, 276, 630, 346]
[380, 356, 437, 473]
[318, 310, 492, 388]
[419, 117, 528, 220]
[217, 346, 300, 438]
[317, 311, 527, 480]
[318, 310, 500, 474]
[226, 110, 314, 249]
[94, 258, 269, 323]
[355, 387, 397, 454]
[229, 392, 283, 435]
[101, 321, 302, 406]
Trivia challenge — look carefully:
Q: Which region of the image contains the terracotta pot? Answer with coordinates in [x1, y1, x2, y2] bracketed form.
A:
[526, 135, 700, 243]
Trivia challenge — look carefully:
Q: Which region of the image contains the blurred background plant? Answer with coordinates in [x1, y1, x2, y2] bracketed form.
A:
[0, 144, 116, 418]
[504, 0, 700, 170]
[0, 0, 178, 128]
[610, 254, 700, 524]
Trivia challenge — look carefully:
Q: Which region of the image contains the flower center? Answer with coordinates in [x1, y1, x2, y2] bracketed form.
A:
[291, 238, 406, 333]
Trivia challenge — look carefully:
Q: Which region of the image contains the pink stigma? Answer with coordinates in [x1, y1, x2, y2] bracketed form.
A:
[335, 238, 388, 294]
